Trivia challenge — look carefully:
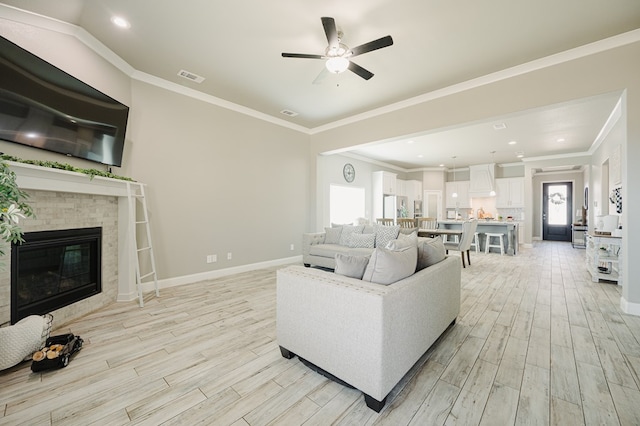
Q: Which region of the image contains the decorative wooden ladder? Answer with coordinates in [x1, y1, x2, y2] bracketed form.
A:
[126, 182, 159, 307]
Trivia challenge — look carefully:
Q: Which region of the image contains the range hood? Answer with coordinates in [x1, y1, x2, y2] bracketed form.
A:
[469, 163, 496, 197]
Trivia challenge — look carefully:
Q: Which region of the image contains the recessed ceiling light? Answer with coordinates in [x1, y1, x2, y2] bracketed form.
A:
[418, 154, 423, 158]
[111, 16, 131, 29]
[516, 152, 524, 158]
[407, 140, 414, 144]
[557, 138, 566, 142]
[493, 123, 507, 130]
[508, 141, 517, 145]
[439, 164, 445, 167]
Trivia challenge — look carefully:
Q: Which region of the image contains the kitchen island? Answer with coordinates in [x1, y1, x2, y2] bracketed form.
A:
[438, 220, 520, 255]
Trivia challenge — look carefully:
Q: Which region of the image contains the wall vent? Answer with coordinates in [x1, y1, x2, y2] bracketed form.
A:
[177, 69, 205, 83]
[280, 109, 298, 117]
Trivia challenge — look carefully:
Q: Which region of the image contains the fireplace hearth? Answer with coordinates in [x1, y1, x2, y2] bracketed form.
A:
[11, 227, 102, 324]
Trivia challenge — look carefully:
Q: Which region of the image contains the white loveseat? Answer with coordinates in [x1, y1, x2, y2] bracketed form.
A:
[277, 251, 461, 411]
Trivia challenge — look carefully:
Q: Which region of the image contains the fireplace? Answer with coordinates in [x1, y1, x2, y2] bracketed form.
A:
[11, 227, 102, 324]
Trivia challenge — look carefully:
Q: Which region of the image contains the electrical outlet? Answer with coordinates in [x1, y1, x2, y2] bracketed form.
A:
[206, 254, 217, 263]
[227, 252, 232, 260]
[290, 244, 294, 251]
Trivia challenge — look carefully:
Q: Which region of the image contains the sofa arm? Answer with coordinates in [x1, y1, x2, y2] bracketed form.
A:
[302, 232, 325, 257]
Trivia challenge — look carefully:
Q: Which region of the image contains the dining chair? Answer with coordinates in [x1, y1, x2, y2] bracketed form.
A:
[376, 218, 395, 226]
[417, 217, 437, 230]
[397, 218, 416, 229]
[443, 219, 478, 268]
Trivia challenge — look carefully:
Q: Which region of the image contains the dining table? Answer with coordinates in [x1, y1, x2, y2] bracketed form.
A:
[417, 228, 463, 239]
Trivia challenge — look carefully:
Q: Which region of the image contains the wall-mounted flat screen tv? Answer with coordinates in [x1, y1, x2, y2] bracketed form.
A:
[0, 35, 129, 167]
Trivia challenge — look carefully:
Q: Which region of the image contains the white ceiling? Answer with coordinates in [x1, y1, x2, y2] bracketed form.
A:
[2, 0, 639, 169]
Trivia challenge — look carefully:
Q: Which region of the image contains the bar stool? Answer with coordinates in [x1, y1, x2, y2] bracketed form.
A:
[469, 232, 480, 253]
[485, 233, 505, 255]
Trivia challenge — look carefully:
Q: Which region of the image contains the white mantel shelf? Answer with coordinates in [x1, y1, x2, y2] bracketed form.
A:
[8, 160, 141, 303]
[8, 160, 134, 197]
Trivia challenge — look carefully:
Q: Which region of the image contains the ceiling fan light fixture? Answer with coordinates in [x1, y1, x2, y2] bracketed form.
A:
[325, 57, 349, 74]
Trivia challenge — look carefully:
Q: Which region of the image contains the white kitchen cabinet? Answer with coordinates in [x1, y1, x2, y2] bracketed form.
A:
[446, 181, 471, 208]
[496, 177, 524, 208]
[396, 179, 406, 197]
[373, 171, 397, 195]
[373, 171, 397, 220]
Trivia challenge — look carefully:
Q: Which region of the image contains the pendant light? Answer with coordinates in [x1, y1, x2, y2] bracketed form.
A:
[452, 156, 458, 198]
[489, 151, 496, 196]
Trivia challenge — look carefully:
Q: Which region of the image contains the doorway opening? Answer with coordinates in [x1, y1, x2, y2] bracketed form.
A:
[542, 182, 573, 241]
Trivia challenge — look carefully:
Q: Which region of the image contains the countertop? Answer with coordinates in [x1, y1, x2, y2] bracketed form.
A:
[439, 220, 520, 225]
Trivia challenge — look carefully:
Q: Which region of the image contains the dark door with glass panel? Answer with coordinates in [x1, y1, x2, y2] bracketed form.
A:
[542, 182, 573, 241]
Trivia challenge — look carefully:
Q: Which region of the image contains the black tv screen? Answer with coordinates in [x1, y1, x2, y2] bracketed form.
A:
[0, 35, 129, 167]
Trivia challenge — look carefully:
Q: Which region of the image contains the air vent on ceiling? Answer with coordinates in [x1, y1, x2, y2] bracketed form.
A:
[177, 69, 205, 83]
[280, 109, 298, 117]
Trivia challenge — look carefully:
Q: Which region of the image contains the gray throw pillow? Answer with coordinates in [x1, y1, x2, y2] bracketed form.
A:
[324, 226, 342, 244]
[348, 233, 376, 248]
[339, 225, 365, 246]
[335, 253, 370, 279]
[416, 237, 446, 271]
[362, 244, 418, 285]
[374, 224, 400, 248]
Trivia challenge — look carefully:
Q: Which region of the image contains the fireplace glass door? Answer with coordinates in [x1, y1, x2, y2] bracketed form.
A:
[11, 227, 102, 323]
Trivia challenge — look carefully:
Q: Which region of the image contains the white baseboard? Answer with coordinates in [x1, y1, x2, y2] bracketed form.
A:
[125, 255, 303, 297]
[620, 296, 640, 316]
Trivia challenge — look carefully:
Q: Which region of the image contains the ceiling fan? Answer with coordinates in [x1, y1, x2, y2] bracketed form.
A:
[281, 17, 393, 81]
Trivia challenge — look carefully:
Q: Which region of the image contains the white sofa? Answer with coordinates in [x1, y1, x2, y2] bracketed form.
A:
[276, 254, 461, 412]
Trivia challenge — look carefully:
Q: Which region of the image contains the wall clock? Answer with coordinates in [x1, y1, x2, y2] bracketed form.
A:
[343, 163, 355, 183]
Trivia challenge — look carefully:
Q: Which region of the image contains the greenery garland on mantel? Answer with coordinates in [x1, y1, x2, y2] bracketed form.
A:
[0, 154, 135, 182]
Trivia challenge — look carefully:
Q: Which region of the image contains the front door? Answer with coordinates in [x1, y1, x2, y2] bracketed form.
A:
[542, 182, 573, 241]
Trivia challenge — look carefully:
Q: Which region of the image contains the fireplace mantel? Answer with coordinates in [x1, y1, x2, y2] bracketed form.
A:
[8, 160, 132, 196]
[8, 160, 140, 304]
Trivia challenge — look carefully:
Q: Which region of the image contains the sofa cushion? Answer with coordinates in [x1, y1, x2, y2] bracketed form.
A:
[347, 233, 376, 248]
[309, 243, 352, 257]
[339, 225, 365, 246]
[396, 230, 418, 244]
[334, 253, 371, 279]
[374, 224, 400, 248]
[362, 244, 418, 285]
[324, 227, 342, 244]
[417, 237, 446, 271]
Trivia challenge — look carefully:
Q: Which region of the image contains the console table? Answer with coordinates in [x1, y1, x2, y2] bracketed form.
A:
[586, 233, 622, 284]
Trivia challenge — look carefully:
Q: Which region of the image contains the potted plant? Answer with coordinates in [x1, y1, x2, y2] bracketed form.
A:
[0, 159, 34, 261]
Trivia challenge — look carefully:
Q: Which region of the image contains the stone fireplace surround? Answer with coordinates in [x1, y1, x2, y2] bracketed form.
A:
[1, 161, 138, 327]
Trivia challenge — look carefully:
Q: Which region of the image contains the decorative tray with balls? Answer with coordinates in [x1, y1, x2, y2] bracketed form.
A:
[31, 333, 83, 372]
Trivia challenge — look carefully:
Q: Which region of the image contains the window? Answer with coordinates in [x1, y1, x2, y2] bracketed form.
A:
[330, 184, 365, 225]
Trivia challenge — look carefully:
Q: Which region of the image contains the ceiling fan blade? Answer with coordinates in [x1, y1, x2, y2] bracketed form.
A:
[281, 53, 324, 59]
[350, 35, 394, 57]
[348, 61, 374, 80]
[321, 17, 339, 49]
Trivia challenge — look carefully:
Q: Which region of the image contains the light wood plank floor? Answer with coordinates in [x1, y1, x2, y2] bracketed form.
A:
[2, 241, 639, 425]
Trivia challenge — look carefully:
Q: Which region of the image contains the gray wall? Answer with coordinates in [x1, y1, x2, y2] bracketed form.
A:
[1, 16, 310, 282]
